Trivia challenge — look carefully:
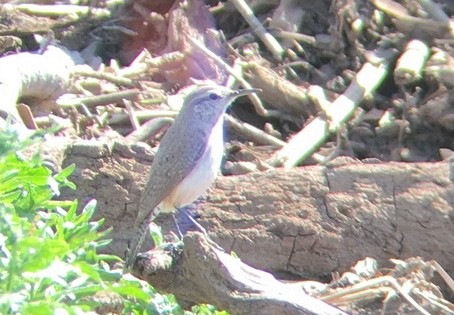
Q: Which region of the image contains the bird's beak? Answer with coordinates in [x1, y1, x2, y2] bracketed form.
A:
[231, 88, 261, 98]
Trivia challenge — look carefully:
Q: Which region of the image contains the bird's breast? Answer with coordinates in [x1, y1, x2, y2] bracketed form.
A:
[166, 115, 225, 209]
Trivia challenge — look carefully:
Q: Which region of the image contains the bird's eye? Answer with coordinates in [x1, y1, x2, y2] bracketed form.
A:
[208, 93, 220, 100]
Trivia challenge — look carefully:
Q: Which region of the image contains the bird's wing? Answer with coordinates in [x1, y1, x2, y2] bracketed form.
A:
[134, 127, 209, 226]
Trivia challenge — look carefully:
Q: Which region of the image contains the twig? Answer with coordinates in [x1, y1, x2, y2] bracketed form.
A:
[109, 110, 177, 125]
[322, 276, 431, 315]
[415, 0, 450, 23]
[17, 104, 37, 130]
[144, 51, 185, 69]
[225, 114, 286, 147]
[12, 4, 111, 18]
[425, 49, 454, 85]
[100, 25, 138, 37]
[73, 69, 136, 87]
[123, 99, 140, 130]
[57, 89, 140, 108]
[394, 40, 430, 85]
[117, 50, 151, 78]
[34, 115, 72, 129]
[370, 0, 454, 38]
[229, 0, 284, 60]
[268, 49, 397, 168]
[243, 62, 314, 116]
[126, 117, 174, 142]
[432, 261, 454, 294]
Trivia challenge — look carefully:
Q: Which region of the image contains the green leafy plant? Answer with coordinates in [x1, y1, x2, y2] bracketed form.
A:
[0, 127, 229, 314]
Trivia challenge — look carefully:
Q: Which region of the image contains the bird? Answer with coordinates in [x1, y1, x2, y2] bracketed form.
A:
[124, 82, 257, 270]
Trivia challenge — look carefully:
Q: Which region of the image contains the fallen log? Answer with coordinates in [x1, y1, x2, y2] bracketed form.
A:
[132, 232, 347, 315]
[55, 139, 454, 280]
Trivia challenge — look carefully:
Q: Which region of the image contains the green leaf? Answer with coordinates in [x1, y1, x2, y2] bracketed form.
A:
[0, 127, 229, 315]
[112, 280, 151, 302]
[73, 261, 103, 283]
[149, 223, 164, 247]
[21, 301, 53, 315]
[0, 189, 22, 204]
[54, 164, 76, 191]
[54, 164, 75, 182]
[16, 238, 69, 271]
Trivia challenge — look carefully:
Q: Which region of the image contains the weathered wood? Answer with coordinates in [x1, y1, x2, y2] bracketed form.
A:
[133, 232, 347, 315]
[57, 139, 454, 280]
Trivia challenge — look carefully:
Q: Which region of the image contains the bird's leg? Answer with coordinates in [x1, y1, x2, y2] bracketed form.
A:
[179, 206, 224, 251]
[172, 214, 184, 239]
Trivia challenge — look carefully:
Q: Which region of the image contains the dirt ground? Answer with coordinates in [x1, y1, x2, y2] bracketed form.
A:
[1, 0, 453, 163]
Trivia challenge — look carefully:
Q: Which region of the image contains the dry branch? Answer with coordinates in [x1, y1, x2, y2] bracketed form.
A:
[394, 40, 430, 85]
[229, 0, 284, 60]
[225, 114, 285, 147]
[268, 48, 397, 168]
[132, 232, 347, 315]
[57, 89, 140, 108]
[126, 117, 174, 142]
[244, 62, 315, 116]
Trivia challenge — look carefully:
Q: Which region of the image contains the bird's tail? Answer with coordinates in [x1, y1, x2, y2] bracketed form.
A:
[124, 221, 149, 271]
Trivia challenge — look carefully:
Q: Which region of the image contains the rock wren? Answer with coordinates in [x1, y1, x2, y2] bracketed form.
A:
[124, 82, 257, 270]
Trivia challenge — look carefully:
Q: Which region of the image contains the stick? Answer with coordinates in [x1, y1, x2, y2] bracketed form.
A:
[229, 0, 284, 60]
[268, 49, 397, 168]
[225, 114, 285, 147]
[126, 117, 174, 142]
[394, 40, 430, 85]
[57, 89, 140, 108]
